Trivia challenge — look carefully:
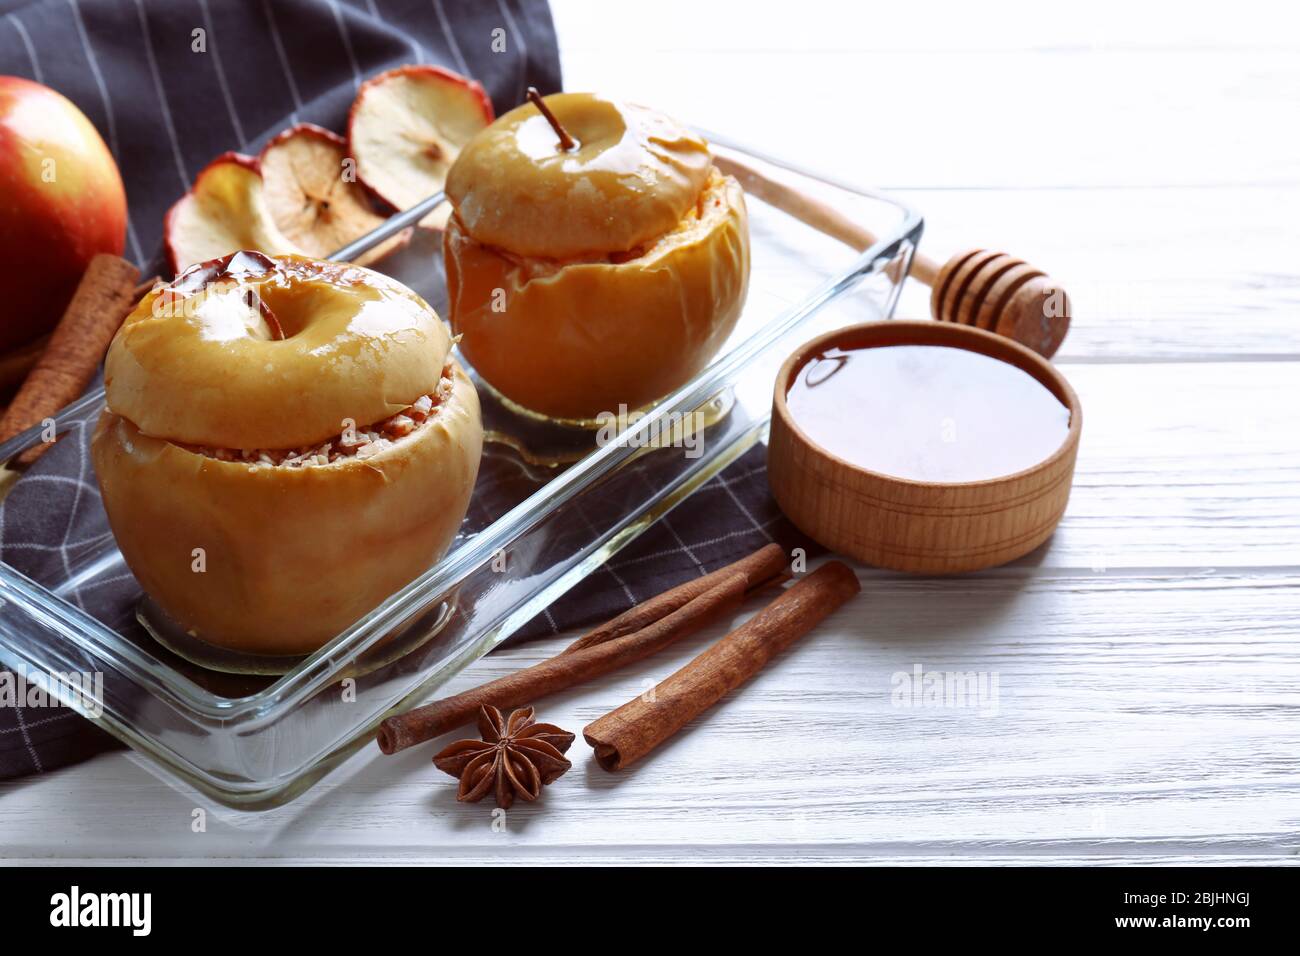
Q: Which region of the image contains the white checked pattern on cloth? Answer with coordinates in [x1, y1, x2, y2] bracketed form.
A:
[0, 391, 124, 777]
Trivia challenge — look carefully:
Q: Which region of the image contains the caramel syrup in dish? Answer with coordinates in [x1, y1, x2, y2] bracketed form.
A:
[785, 344, 1071, 483]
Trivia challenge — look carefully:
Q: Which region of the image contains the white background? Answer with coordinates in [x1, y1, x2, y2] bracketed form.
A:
[1, 0, 1298, 864]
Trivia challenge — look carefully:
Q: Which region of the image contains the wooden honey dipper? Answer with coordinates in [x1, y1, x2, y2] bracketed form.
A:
[713, 153, 1071, 358]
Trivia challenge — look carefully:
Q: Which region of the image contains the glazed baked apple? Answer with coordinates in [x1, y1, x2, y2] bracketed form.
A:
[443, 93, 750, 422]
[92, 251, 482, 655]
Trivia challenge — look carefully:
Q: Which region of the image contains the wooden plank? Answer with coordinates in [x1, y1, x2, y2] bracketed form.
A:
[554, 0, 1294, 58]
[893, 186, 1300, 360]
[555, 4, 1300, 189]
[2, 566, 1296, 861]
[1034, 361, 1300, 567]
[562, 3, 1300, 362]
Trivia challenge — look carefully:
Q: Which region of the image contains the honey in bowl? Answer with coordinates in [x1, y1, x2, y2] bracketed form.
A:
[785, 344, 1072, 483]
[767, 321, 1083, 574]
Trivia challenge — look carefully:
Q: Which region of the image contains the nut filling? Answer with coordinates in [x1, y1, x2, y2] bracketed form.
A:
[180, 364, 455, 468]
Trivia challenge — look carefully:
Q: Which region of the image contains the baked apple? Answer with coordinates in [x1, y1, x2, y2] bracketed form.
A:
[92, 251, 482, 654]
[443, 93, 750, 422]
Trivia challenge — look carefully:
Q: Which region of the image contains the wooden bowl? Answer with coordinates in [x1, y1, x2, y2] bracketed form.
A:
[767, 320, 1082, 573]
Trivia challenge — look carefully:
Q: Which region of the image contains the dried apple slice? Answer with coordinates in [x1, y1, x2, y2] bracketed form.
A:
[347, 65, 494, 229]
[259, 123, 408, 265]
[163, 152, 304, 274]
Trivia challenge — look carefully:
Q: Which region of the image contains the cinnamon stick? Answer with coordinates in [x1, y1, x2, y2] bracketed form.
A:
[583, 561, 860, 771]
[377, 571, 748, 755]
[562, 543, 786, 654]
[0, 254, 140, 462]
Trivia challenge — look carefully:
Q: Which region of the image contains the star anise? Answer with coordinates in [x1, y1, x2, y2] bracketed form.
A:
[432, 705, 574, 808]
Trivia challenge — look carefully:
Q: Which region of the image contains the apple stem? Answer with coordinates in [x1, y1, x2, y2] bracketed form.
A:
[527, 87, 576, 152]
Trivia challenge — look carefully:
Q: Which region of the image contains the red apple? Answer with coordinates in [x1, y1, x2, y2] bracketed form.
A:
[0, 76, 127, 352]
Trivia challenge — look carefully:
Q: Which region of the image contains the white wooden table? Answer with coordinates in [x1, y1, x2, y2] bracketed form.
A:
[2, 1, 1298, 865]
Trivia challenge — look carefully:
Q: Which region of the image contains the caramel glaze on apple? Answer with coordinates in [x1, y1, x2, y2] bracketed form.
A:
[105, 252, 452, 452]
[180, 367, 455, 469]
[92, 251, 484, 654]
[445, 93, 715, 260]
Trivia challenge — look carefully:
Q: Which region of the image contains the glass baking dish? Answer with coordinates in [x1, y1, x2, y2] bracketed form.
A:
[0, 134, 921, 807]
